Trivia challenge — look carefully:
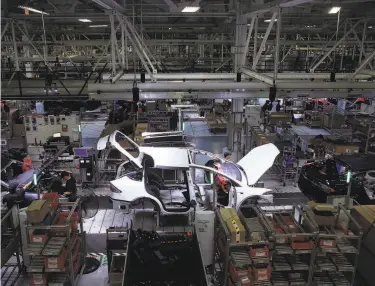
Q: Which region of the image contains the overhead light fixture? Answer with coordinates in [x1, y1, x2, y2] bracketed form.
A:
[368, 26, 373, 29]
[182, 6, 200, 13]
[78, 19, 92, 23]
[328, 6, 341, 14]
[18, 5, 49, 15]
[169, 27, 172, 30]
[89, 24, 108, 28]
[264, 19, 277, 22]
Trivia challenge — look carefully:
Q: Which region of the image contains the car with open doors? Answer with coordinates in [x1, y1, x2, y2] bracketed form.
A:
[298, 154, 375, 204]
[97, 131, 280, 215]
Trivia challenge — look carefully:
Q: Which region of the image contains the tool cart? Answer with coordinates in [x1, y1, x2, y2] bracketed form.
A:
[305, 203, 363, 286]
[24, 198, 86, 286]
[1, 205, 23, 286]
[213, 207, 273, 286]
[106, 227, 129, 285]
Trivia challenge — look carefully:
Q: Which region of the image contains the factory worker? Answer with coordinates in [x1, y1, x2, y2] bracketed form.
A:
[224, 151, 232, 161]
[61, 171, 77, 202]
[23, 155, 33, 172]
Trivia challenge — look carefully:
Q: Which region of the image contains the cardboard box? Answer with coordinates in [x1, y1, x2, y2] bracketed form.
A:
[305, 202, 336, 227]
[27, 200, 50, 224]
[220, 208, 246, 243]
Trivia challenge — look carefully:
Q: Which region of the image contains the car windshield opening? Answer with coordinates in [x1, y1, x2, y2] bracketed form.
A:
[115, 131, 140, 157]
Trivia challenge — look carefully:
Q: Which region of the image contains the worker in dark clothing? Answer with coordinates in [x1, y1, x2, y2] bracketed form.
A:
[61, 171, 77, 202]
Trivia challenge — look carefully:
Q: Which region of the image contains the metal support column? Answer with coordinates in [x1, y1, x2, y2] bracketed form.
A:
[109, 13, 117, 76]
[124, 21, 129, 70]
[1, 21, 10, 41]
[122, 15, 157, 73]
[121, 21, 125, 68]
[340, 21, 347, 71]
[240, 17, 255, 67]
[234, 7, 247, 71]
[116, 15, 154, 79]
[274, 7, 281, 82]
[252, 12, 277, 70]
[11, 22, 20, 72]
[229, 99, 244, 162]
[253, 16, 258, 62]
[359, 20, 367, 65]
[11, 21, 22, 97]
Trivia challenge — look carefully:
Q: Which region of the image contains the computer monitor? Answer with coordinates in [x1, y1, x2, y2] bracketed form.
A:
[73, 148, 89, 158]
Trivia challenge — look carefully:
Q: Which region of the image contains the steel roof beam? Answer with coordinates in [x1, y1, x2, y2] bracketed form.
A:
[88, 81, 375, 92]
[87, 90, 375, 101]
[310, 19, 363, 72]
[4, 39, 375, 46]
[240, 68, 274, 85]
[349, 50, 375, 80]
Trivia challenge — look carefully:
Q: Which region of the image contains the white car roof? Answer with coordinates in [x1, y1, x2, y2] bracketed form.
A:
[140, 146, 190, 169]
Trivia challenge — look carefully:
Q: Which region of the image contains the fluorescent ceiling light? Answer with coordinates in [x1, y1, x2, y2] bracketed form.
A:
[368, 26, 373, 29]
[264, 19, 277, 22]
[78, 19, 92, 23]
[18, 5, 49, 15]
[89, 24, 108, 28]
[328, 6, 341, 14]
[182, 6, 200, 13]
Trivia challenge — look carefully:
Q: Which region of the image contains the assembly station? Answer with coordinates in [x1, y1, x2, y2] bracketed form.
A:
[1, 0, 375, 285]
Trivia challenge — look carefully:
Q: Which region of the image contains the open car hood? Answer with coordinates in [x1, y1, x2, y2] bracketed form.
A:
[237, 143, 280, 185]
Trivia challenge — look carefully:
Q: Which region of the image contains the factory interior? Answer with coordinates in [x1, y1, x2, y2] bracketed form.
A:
[1, 0, 375, 285]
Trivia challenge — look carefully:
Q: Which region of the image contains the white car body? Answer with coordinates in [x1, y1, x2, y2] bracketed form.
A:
[97, 131, 280, 215]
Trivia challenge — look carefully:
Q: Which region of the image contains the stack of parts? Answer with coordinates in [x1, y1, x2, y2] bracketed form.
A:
[24, 199, 84, 286]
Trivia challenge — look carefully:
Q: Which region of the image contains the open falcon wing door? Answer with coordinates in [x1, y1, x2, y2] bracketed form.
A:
[237, 143, 280, 185]
[97, 130, 143, 169]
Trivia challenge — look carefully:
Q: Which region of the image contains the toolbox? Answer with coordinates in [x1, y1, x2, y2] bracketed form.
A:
[220, 208, 246, 243]
[27, 200, 51, 224]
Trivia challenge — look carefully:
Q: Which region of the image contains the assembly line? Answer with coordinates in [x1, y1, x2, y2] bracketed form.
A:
[1, 0, 375, 286]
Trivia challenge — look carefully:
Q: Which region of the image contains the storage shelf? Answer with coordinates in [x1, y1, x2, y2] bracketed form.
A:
[24, 199, 86, 286]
